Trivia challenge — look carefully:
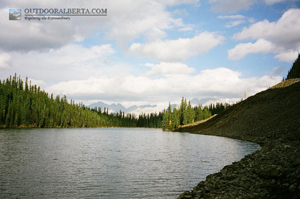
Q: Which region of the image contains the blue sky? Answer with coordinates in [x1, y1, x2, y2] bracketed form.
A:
[0, 0, 300, 113]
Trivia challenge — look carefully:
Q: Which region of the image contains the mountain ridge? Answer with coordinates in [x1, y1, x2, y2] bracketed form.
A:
[88, 101, 157, 114]
[88, 98, 228, 114]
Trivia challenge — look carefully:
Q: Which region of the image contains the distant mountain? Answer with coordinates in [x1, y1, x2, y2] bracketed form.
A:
[88, 98, 228, 115]
[89, 102, 126, 113]
[88, 101, 157, 114]
[190, 98, 223, 107]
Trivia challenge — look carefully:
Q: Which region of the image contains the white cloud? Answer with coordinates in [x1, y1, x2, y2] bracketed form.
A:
[0, 8, 79, 52]
[228, 39, 277, 60]
[0, 0, 197, 51]
[129, 32, 224, 62]
[145, 62, 195, 76]
[217, 15, 245, 19]
[127, 105, 167, 115]
[0, 0, 287, 110]
[0, 44, 116, 84]
[105, 1, 180, 46]
[178, 24, 194, 31]
[96, 0, 197, 46]
[51, 44, 115, 66]
[225, 20, 246, 28]
[208, 0, 256, 13]
[230, 9, 300, 62]
[28, 78, 46, 87]
[264, 0, 285, 5]
[218, 14, 256, 28]
[248, 17, 256, 23]
[233, 9, 300, 49]
[46, 67, 282, 105]
[0, 53, 11, 68]
[0, 38, 281, 106]
[274, 51, 299, 62]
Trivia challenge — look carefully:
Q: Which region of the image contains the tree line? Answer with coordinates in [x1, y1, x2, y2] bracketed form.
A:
[162, 97, 231, 131]
[0, 74, 230, 129]
[0, 74, 162, 128]
[89, 107, 163, 128]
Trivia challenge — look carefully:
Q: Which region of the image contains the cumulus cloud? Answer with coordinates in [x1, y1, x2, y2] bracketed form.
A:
[28, 78, 47, 87]
[208, 0, 256, 13]
[274, 51, 299, 62]
[230, 9, 300, 62]
[46, 67, 282, 105]
[228, 39, 277, 60]
[0, 44, 116, 84]
[129, 32, 224, 62]
[0, 0, 197, 52]
[0, 0, 286, 109]
[145, 62, 195, 76]
[0, 53, 11, 68]
[102, 0, 199, 45]
[0, 39, 281, 106]
[50, 44, 115, 66]
[104, 1, 185, 46]
[233, 9, 300, 49]
[0, 8, 79, 52]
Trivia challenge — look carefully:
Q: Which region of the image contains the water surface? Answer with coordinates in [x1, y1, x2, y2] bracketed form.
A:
[0, 128, 260, 198]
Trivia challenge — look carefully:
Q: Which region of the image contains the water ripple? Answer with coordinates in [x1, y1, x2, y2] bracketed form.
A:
[0, 128, 260, 198]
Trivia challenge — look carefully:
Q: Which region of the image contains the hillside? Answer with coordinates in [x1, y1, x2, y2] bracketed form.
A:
[177, 79, 300, 198]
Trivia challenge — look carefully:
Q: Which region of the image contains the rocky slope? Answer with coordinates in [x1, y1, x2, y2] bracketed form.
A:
[177, 79, 300, 199]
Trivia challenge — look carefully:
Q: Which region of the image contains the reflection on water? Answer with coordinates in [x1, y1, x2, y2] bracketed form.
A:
[0, 128, 260, 198]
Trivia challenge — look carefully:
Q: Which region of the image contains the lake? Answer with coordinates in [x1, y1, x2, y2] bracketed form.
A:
[0, 128, 260, 198]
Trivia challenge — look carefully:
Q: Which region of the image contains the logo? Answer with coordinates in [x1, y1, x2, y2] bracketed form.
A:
[9, 9, 21, 20]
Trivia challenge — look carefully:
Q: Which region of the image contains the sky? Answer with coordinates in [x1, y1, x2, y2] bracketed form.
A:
[1, 0, 300, 112]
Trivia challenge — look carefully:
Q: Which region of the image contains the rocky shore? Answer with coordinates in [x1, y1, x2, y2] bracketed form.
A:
[177, 79, 300, 199]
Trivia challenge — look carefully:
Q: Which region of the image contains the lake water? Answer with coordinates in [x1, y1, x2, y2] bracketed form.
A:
[0, 128, 260, 198]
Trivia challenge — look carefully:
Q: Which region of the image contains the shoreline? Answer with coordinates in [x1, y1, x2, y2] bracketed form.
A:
[0, 125, 163, 130]
[177, 80, 300, 198]
[178, 130, 300, 199]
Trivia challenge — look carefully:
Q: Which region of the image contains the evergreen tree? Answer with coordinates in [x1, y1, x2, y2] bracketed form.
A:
[1, 74, 164, 129]
[195, 105, 204, 121]
[179, 97, 187, 125]
[186, 100, 195, 124]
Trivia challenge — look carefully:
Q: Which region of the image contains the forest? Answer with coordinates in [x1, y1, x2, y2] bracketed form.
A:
[0, 74, 163, 128]
[161, 97, 230, 131]
[0, 74, 229, 129]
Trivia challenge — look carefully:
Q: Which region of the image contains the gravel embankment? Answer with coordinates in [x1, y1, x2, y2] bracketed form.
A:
[177, 80, 300, 199]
